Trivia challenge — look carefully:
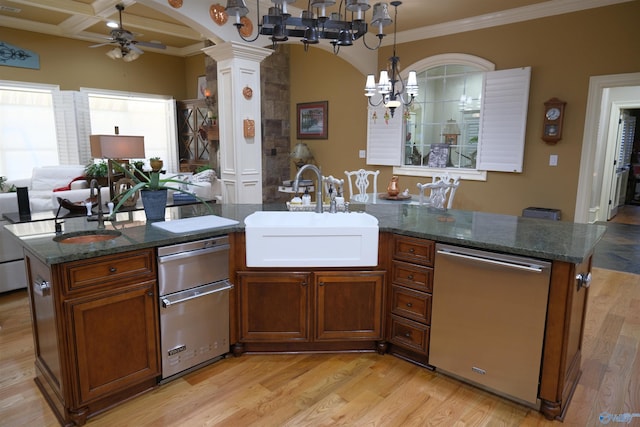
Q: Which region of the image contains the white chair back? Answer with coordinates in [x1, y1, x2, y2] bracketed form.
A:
[416, 173, 460, 209]
[344, 169, 380, 203]
[322, 175, 344, 199]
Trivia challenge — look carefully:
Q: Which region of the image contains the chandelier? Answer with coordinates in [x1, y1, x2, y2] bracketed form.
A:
[225, 0, 394, 52]
[364, 1, 417, 118]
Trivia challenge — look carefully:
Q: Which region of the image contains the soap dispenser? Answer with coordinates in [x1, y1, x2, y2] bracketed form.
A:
[302, 188, 311, 206]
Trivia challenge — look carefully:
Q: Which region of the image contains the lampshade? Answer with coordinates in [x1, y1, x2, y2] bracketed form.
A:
[90, 135, 146, 159]
[442, 119, 461, 135]
[225, 0, 249, 23]
[370, 2, 392, 34]
[106, 47, 122, 60]
[290, 142, 314, 168]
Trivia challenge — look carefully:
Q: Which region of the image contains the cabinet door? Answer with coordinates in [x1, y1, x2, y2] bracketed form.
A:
[66, 281, 159, 406]
[315, 271, 384, 341]
[237, 272, 310, 342]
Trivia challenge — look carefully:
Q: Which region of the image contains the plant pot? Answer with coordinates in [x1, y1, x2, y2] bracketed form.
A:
[150, 159, 163, 172]
[140, 189, 167, 221]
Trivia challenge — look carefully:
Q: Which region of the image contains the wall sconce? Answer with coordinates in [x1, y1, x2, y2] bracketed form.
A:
[204, 88, 216, 110]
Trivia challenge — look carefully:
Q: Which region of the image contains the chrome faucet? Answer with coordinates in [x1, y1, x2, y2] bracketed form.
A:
[88, 179, 106, 229]
[293, 164, 323, 213]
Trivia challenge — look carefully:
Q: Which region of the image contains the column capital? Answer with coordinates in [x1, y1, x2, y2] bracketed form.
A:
[203, 41, 273, 64]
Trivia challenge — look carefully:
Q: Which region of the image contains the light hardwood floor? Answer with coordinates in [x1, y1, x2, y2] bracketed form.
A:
[1, 266, 639, 427]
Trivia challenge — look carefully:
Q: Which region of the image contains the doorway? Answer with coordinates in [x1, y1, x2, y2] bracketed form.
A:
[575, 72, 640, 224]
[606, 108, 638, 220]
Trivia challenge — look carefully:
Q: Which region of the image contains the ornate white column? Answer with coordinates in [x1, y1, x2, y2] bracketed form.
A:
[203, 41, 272, 204]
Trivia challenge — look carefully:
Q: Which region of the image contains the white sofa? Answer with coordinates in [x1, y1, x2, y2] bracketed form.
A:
[0, 165, 222, 294]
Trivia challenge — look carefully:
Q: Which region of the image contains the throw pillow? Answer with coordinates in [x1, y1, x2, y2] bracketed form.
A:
[190, 169, 216, 183]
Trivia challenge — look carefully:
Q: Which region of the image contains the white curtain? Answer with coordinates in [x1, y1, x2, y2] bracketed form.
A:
[0, 81, 59, 180]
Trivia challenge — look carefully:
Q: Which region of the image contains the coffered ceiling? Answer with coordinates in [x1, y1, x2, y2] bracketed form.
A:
[0, 0, 632, 57]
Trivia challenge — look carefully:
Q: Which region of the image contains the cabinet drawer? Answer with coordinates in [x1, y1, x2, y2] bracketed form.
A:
[391, 285, 431, 324]
[389, 314, 430, 355]
[62, 249, 156, 294]
[391, 260, 433, 292]
[393, 235, 434, 266]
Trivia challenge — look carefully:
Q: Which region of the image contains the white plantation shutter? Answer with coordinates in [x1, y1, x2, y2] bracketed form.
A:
[366, 96, 403, 166]
[52, 91, 92, 165]
[476, 67, 531, 172]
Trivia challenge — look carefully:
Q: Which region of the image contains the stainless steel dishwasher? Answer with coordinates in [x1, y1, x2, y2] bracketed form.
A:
[157, 236, 232, 381]
[429, 243, 551, 408]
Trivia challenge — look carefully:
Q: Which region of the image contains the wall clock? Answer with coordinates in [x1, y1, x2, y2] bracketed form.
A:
[542, 97, 566, 144]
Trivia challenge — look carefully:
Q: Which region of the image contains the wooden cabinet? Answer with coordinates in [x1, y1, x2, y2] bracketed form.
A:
[387, 235, 435, 368]
[25, 248, 159, 426]
[235, 270, 385, 354]
[315, 272, 384, 341]
[237, 272, 310, 342]
[176, 99, 218, 174]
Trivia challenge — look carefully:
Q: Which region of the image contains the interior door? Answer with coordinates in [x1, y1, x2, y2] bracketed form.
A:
[607, 111, 636, 220]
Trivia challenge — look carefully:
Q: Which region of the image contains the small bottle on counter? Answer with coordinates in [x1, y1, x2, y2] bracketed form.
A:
[302, 188, 311, 206]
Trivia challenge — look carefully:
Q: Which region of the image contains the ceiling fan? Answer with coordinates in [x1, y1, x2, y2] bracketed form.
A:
[90, 4, 166, 61]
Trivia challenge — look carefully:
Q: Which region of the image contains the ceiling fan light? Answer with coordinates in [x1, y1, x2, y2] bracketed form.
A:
[106, 47, 122, 59]
[123, 50, 140, 62]
[106, 20, 119, 29]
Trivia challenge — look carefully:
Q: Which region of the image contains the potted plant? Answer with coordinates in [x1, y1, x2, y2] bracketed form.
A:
[149, 157, 163, 172]
[111, 162, 211, 221]
[84, 160, 109, 187]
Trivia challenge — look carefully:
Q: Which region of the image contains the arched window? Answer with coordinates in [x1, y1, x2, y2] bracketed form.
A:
[367, 54, 531, 181]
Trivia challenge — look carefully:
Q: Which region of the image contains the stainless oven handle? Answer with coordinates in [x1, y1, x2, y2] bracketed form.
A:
[158, 244, 230, 264]
[161, 281, 233, 308]
[436, 248, 545, 273]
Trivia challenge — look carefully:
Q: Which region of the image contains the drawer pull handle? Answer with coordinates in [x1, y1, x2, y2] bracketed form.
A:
[409, 248, 415, 253]
[33, 279, 50, 296]
[318, 282, 325, 286]
[404, 332, 411, 338]
[301, 282, 308, 287]
[407, 274, 413, 280]
[109, 267, 117, 273]
[406, 302, 413, 307]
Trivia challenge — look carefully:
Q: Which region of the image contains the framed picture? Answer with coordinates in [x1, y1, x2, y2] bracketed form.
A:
[297, 101, 328, 139]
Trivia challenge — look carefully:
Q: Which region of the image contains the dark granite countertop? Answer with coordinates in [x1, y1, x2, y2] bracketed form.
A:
[4, 203, 606, 265]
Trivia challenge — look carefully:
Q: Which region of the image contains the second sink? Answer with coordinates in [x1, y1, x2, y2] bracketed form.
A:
[53, 230, 122, 244]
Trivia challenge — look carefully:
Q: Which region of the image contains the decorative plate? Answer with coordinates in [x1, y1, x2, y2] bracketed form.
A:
[209, 4, 227, 26]
[239, 16, 253, 37]
[168, 0, 183, 9]
[242, 86, 253, 100]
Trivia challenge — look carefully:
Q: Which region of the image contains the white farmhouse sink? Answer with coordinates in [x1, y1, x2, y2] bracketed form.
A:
[244, 211, 379, 267]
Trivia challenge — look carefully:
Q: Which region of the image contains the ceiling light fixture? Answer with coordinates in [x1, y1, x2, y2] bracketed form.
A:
[225, 0, 393, 53]
[364, 1, 417, 118]
[105, 46, 141, 62]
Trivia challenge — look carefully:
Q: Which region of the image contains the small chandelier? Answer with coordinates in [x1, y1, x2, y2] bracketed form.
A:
[225, 0, 394, 53]
[364, 1, 417, 118]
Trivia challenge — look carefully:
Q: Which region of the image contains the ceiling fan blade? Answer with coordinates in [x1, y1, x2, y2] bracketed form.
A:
[89, 42, 113, 48]
[128, 44, 144, 54]
[133, 40, 166, 50]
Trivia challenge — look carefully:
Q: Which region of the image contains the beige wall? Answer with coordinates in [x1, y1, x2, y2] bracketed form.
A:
[0, 27, 203, 98]
[289, 1, 640, 219]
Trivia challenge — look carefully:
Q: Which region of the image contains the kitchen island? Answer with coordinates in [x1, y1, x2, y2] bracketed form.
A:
[4, 203, 606, 425]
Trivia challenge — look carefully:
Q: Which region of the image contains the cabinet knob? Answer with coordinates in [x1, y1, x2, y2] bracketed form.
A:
[406, 302, 413, 308]
[109, 266, 117, 273]
[301, 282, 308, 287]
[404, 332, 412, 338]
[318, 282, 325, 286]
[148, 291, 154, 297]
[407, 274, 413, 280]
[409, 248, 415, 253]
[576, 272, 592, 290]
